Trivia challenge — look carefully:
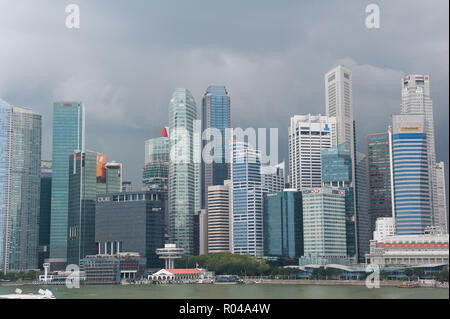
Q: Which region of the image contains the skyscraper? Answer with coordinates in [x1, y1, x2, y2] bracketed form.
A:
[325, 65, 354, 148]
[49, 102, 85, 265]
[435, 162, 448, 233]
[261, 162, 286, 194]
[400, 75, 437, 225]
[201, 85, 231, 209]
[67, 151, 98, 266]
[288, 114, 336, 191]
[354, 151, 370, 262]
[207, 181, 232, 254]
[231, 141, 264, 257]
[301, 187, 348, 265]
[263, 190, 303, 259]
[143, 136, 169, 192]
[390, 114, 432, 235]
[39, 160, 52, 268]
[168, 88, 200, 256]
[366, 133, 393, 237]
[321, 142, 356, 259]
[0, 99, 42, 273]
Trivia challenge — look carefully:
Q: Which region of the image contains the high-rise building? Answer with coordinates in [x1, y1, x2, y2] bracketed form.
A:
[390, 114, 432, 235]
[95, 190, 166, 268]
[39, 160, 52, 268]
[263, 189, 303, 259]
[261, 162, 285, 194]
[300, 187, 348, 265]
[67, 151, 98, 266]
[435, 162, 448, 233]
[67, 151, 122, 265]
[201, 85, 231, 209]
[366, 133, 393, 237]
[321, 142, 356, 259]
[0, 99, 42, 273]
[206, 180, 232, 254]
[143, 137, 169, 192]
[168, 88, 201, 256]
[325, 65, 354, 149]
[288, 114, 336, 191]
[231, 141, 264, 257]
[354, 151, 370, 262]
[400, 75, 437, 224]
[49, 102, 85, 264]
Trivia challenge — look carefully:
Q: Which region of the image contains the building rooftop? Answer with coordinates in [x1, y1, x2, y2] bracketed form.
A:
[165, 268, 200, 274]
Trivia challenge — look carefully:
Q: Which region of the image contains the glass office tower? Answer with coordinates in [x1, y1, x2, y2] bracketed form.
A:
[0, 99, 42, 272]
[231, 141, 264, 257]
[39, 160, 52, 268]
[391, 114, 432, 235]
[201, 85, 231, 209]
[50, 102, 85, 264]
[321, 142, 355, 258]
[168, 88, 200, 256]
[263, 190, 303, 259]
[366, 133, 393, 236]
[67, 151, 98, 266]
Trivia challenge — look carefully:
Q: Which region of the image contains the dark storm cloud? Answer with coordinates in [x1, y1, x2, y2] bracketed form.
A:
[0, 0, 448, 188]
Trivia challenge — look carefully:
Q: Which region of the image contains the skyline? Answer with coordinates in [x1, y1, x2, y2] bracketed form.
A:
[0, 0, 448, 192]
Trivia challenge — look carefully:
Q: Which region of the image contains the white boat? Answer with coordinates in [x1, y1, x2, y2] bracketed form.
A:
[0, 288, 55, 299]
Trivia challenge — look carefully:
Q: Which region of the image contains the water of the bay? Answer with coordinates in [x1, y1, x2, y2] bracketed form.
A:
[0, 284, 448, 299]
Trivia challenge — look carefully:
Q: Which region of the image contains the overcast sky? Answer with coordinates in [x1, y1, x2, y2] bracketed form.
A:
[0, 0, 448, 189]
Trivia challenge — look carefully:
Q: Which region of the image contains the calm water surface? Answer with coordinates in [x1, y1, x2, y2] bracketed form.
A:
[0, 284, 448, 299]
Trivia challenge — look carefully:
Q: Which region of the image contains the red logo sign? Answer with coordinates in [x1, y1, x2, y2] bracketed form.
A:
[313, 189, 320, 194]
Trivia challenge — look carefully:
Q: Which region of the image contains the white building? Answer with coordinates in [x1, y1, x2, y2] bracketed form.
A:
[366, 233, 449, 267]
[325, 65, 354, 148]
[288, 114, 336, 191]
[435, 162, 448, 233]
[260, 161, 285, 193]
[207, 181, 232, 254]
[400, 74, 438, 225]
[373, 217, 396, 242]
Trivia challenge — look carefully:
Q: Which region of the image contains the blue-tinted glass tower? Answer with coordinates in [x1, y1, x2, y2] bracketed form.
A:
[391, 114, 432, 235]
[202, 85, 231, 209]
[263, 190, 303, 258]
[49, 102, 85, 263]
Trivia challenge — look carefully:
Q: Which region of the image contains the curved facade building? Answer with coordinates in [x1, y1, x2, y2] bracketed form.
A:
[168, 88, 200, 256]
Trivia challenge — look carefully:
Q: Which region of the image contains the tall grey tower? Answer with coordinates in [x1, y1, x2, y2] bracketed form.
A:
[400, 75, 438, 227]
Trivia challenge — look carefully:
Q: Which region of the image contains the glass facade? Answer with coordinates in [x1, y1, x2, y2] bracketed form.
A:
[263, 190, 303, 258]
[143, 137, 169, 192]
[50, 102, 85, 260]
[168, 88, 200, 256]
[321, 142, 352, 184]
[0, 99, 42, 272]
[366, 133, 393, 236]
[95, 191, 166, 268]
[391, 114, 432, 235]
[39, 160, 52, 268]
[67, 151, 98, 266]
[302, 187, 347, 261]
[231, 142, 264, 257]
[201, 85, 231, 209]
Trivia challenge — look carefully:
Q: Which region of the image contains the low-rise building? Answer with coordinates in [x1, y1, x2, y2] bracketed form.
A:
[365, 233, 449, 267]
[82, 253, 146, 284]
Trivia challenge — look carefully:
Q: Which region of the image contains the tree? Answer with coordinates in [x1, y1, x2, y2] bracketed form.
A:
[413, 268, 424, 280]
[404, 268, 413, 281]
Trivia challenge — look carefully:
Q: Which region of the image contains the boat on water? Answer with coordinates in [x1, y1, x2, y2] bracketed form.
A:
[398, 283, 418, 288]
[0, 288, 55, 299]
